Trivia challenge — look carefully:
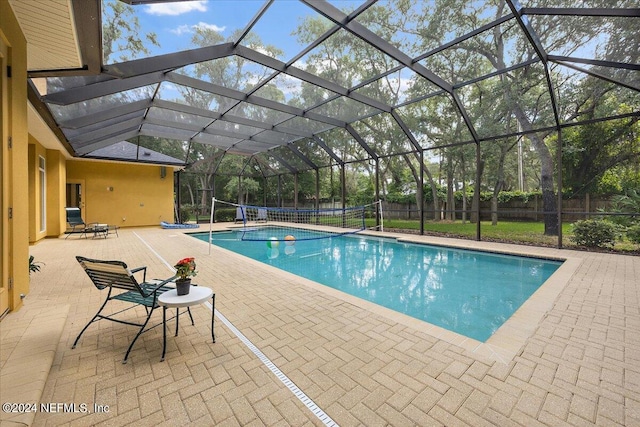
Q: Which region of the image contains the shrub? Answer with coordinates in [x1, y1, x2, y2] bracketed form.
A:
[570, 219, 617, 248]
[608, 189, 640, 227]
[477, 190, 542, 203]
[627, 224, 640, 245]
[178, 205, 194, 223]
[214, 208, 236, 222]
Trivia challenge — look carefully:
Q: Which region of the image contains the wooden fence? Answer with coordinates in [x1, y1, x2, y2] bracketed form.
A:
[297, 196, 615, 222]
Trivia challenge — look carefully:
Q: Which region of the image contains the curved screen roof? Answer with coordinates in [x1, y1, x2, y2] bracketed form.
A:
[30, 0, 639, 175]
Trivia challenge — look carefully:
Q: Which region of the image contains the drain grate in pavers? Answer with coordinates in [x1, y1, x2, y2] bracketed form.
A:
[210, 303, 338, 427]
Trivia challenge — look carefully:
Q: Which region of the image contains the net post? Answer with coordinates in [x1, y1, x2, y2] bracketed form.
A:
[378, 200, 384, 232]
[209, 197, 216, 255]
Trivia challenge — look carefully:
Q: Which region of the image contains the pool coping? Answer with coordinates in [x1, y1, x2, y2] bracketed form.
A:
[191, 226, 583, 363]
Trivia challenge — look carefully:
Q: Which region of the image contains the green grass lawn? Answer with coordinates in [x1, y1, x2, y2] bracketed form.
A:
[366, 218, 639, 253]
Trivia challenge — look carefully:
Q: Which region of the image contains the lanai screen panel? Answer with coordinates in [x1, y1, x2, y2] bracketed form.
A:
[252, 73, 339, 109]
[352, 67, 433, 107]
[418, 19, 536, 85]
[61, 111, 144, 141]
[26, 0, 639, 172]
[309, 96, 383, 122]
[350, 114, 415, 157]
[395, 96, 474, 149]
[46, 85, 155, 123]
[101, 0, 265, 65]
[158, 80, 239, 113]
[292, 138, 334, 169]
[187, 141, 226, 168]
[43, 75, 115, 94]
[456, 63, 556, 139]
[352, 0, 428, 59]
[225, 102, 296, 126]
[253, 152, 293, 176]
[529, 14, 638, 60]
[206, 120, 265, 139]
[279, 116, 335, 135]
[529, 13, 639, 91]
[317, 127, 372, 163]
[145, 107, 212, 129]
[550, 64, 640, 125]
[238, 0, 335, 63]
[133, 135, 189, 162]
[173, 59, 276, 92]
[268, 145, 312, 172]
[192, 133, 242, 149]
[291, 27, 402, 88]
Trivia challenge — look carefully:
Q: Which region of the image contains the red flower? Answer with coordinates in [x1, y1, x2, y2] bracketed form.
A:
[174, 257, 197, 280]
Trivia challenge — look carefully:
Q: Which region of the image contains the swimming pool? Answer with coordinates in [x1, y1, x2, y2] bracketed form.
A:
[191, 227, 562, 342]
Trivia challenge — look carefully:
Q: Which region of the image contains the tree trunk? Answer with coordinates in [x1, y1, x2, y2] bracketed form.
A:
[512, 105, 558, 235]
[425, 168, 440, 221]
[491, 150, 507, 226]
[187, 185, 195, 206]
[403, 154, 422, 220]
[198, 175, 211, 214]
[491, 188, 501, 226]
[529, 132, 558, 235]
[471, 159, 484, 223]
[462, 180, 467, 224]
[446, 155, 454, 221]
[460, 152, 467, 224]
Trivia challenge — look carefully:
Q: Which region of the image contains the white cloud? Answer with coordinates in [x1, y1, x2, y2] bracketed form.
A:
[193, 22, 226, 32]
[169, 22, 226, 36]
[145, 1, 208, 16]
[170, 25, 192, 36]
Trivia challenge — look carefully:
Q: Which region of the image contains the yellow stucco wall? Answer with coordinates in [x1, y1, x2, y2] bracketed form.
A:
[27, 137, 68, 242]
[1, 1, 175, 313]
[46, 150, 67, 238]
[66, 161, 174, 228]
[1, 0, 29, 312]
[28, 137, 47, 242]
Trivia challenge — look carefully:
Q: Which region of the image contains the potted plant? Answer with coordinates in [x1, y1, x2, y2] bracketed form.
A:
[174, 257, 197, 295]
[29, 255, 43, 275]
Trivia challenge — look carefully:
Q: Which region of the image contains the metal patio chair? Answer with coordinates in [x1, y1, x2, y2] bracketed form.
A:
[72, 256, 184, 363]
[65, 207, 88, 239]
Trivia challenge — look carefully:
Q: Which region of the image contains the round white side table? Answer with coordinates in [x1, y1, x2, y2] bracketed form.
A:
[158, 285, 215, 361]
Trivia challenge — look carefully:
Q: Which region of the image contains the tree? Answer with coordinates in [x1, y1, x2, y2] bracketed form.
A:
[102, 0, 159, 63]
[224, 176, 259, 204]
[563, 119, 640, 196]
[172, 26, 284, 207]
[380, 0, 634, 235]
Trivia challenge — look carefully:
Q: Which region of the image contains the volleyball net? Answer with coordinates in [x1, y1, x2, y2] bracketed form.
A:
[211, 198, 383, 242]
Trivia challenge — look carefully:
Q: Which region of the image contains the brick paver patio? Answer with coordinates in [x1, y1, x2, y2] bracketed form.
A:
[1, 225, 638, 426]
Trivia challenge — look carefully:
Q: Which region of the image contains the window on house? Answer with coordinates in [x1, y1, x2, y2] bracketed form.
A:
[39, 156, 46, 232]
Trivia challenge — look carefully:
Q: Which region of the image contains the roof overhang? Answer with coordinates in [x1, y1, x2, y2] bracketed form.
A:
[8, 0, 101, 77]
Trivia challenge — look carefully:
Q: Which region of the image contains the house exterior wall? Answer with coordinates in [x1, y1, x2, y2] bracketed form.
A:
[28, 137, 68, 242]
[1, 1, 176, 314]
[1, 0, 29, 312]
[28, 138, 47, 242]
[46, 150, 67, 238]
[66, 161, 174, 228]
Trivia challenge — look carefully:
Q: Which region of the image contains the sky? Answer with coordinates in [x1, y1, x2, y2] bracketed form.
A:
[106, 0, 364, 65]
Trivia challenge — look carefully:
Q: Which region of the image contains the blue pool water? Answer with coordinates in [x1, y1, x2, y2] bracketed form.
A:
[191, 228, 562, 342]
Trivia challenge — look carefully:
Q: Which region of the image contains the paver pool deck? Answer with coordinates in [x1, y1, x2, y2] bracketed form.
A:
[1, 225, 638, 426]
